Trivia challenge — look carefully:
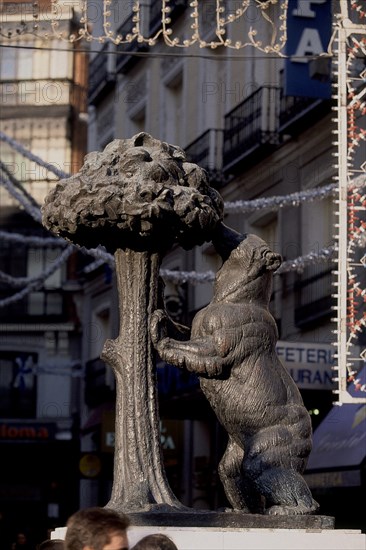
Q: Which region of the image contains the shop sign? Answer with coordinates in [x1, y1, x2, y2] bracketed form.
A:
[0, 421, 55, 440]
[276, 341, 335, 390]
[285, 0, 331, 98]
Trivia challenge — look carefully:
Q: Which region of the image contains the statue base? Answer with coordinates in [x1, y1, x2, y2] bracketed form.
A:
[127, 510, 335, 530]
[51, 512, 366, 549]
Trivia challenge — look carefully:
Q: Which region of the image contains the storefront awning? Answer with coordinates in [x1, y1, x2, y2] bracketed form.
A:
[305, 367, 366, 487]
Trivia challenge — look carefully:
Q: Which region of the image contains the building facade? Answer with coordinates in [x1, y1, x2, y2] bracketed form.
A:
[0, 0, 364, 536]
[81, 0, 354, 516]
[0, 0, 88, 542]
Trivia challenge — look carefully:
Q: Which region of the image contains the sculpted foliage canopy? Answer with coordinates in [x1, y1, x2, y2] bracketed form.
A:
[42, 133, 224, 252]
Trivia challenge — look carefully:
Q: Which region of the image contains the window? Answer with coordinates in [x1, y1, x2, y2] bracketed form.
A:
[18, 47, 33, 79]
[129, 106, 146, 136]
[0, 47, 16, 79]
[248, 212, 279, 253]
[27, 248, 63, 316]
[0, 118, 71, 186]
[164, 73, 183, 145]
[0, 352, 37, 418]
[0, 39, 72, 81]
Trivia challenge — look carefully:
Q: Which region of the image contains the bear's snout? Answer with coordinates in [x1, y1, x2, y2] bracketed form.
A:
[264, 251, 282, 271]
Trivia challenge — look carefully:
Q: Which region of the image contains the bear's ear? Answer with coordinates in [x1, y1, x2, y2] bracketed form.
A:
[265, 252, 282, 271]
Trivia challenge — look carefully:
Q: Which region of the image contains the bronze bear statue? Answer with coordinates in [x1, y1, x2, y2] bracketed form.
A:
[151, 228, 319, 516]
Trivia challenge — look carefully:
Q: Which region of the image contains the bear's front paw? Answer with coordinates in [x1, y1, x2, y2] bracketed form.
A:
[150, 309, 168, 345]
[204, 360, 223, 378]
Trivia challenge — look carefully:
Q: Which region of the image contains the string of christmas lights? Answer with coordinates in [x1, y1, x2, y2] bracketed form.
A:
[0, 172, 42, 223]
[0, 245, 74, 308]
[332, 4, 366, 402]
[1, 0, 289, 53]
[0, 129, 361, 306]
[0, 130, 68, 180]
[350, 0, 366, 20]
[0, 130, 339, 214]
[224, 184, 337, 213]
[0, 230, 66, 248]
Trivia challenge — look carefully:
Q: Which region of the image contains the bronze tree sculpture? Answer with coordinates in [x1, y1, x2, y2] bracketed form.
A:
[42, 133, 223, 513]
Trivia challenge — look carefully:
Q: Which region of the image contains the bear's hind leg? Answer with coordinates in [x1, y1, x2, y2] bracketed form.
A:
[218, 436, 250, 512]
[255, 468, 319, 516]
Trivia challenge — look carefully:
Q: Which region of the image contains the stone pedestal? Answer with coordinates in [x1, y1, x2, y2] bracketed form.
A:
[52, 525, 365, 549]
[52, 513, 365, 550]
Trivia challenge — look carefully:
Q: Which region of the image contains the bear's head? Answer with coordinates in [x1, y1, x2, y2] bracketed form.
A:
[214, 234, 282, 304]
[231, 234, 281, 272]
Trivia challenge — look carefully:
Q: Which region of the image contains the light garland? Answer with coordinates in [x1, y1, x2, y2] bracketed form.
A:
[0, 130, 357, 301]
[350, 0, 366, 20]
[333, 2, 366, 403]
[0, 131, 68, 180]
[0, 2, 363, 407]
[159, 245, 337, 285]
[0, 245, 74, 308]
[224, 184, 337, 214]
[0, 172, 42, 223]
[0, 129, 339, 214]
[1, 0, 289, 54]
[0, 230, 66, 248]
[0, 159, 40, 210]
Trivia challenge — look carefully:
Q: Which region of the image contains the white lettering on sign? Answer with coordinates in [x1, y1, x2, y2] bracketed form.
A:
[276, 344, 334, 364]
[276, 341, 335, 390]
[292, 28, 325, 63]
[288, 367, 333, 388]
[292, 0, 326, 18]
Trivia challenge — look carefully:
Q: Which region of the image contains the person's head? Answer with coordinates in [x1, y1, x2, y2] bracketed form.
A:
[65, 507, 130, 550]
[131, 534, 178, 550]
[14, 533, 28, 546]
[39, 540, 65, 550]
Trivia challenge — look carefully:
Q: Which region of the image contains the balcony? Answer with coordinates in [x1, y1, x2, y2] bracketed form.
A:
[116, 14, 148, 75]
[149, 0, 188, 36]
[295, 265, 333, 328]
[184, 129, 227, 188]
[223, 86, 281, 174]
[88, 44, 116, 105]
[278, 92, 331, 136]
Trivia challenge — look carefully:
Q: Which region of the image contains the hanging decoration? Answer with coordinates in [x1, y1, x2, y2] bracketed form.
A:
[0, 0, 289, 53]
[0, 128, 342, 294]
[333, 1, 366, 404]
[0, 2, 365, 405]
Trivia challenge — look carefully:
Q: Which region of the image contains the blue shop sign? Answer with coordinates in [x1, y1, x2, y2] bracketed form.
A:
[285, 0, 331, 98]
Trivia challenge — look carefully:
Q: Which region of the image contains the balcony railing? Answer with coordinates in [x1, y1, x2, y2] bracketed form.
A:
[184, 129, 227, 187]
[278, 93, 331, 135]
[149, 0, 188, 36]
[88, 43, 116, 105]
[116, 14, 148, 74]
[223, 86, 280, 173]
[295, 265, 333, 328]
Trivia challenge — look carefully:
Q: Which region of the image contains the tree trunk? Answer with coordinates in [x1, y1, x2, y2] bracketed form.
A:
[101, 248, 183, 512]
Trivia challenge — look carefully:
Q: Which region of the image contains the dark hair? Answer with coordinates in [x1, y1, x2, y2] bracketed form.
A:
[39, 540, 64, 550]
[65, 507, 130, 550]
[132, 534, 178, 550]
